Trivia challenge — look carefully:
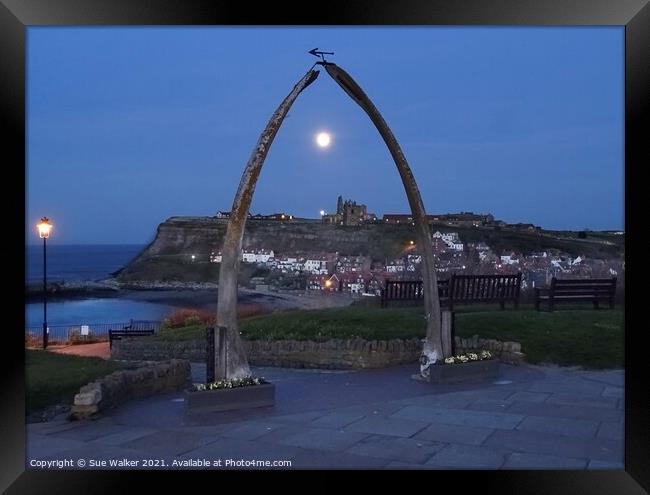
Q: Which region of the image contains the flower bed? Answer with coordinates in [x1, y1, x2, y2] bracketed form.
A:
[414, 350, 499, 384]
[192, 376, 268, 391]
[443, 350, 492, 364]
[185, 376, 275, 413]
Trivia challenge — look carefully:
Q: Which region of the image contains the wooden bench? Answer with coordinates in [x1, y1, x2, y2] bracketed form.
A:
[109, 329, 155, 349]
[108, 320, 159, 348]
[381, 273, 522, 310]
[535, 277, 617, 311]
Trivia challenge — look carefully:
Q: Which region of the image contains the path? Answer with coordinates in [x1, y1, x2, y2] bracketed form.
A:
[48, 342, 111, 360]
[27, 363, 624, 469]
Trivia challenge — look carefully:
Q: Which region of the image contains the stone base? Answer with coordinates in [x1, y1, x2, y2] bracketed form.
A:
[412, 359, 500, 384]
[185, 383, 275, 413]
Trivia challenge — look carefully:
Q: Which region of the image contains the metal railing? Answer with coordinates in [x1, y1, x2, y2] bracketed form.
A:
[25, 319, 162, 347]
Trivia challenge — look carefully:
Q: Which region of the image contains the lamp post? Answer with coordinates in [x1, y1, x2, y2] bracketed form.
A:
[37, 217, 52, 349]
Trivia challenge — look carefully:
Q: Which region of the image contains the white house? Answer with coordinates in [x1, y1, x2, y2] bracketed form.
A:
[304, 258, 329, 274]
[500, 254, 520, 265]
[241, 249, 275, 264]
[275, 256, 303, 273]
[386, 259, 405, 273]
[433, 231, 463, 251]
[446, 240, 464, 251]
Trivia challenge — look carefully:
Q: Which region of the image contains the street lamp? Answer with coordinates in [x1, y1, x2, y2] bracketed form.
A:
[37, 217, 52, 349]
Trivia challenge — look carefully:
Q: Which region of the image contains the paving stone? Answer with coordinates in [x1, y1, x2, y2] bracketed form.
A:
[526, 380, 604, 397]
[507, 401, 623, 422]
[484, 429, 623, 463]
[385, 461, 431, 469]
[597, 422, 624, 441]
[120, 429, 220, 456]
[167, 424, 233, 436]
[88, 427, 158, 446]
[344, 416, 430, 438]
[507, 391, 550, 403]
[398, 394, 474, 409]
[580, 371, 624, 387]
[587, 460, 625, 469]
[393, 406, 524, 430]
[28, 421, 87, 436]
[425, 443, 507, 469]
[47, 420, 124, 442]
[345, 434, 445, 463]
[546, 394, 619, 410]
[179, 436, 302, 463]
[27, 434, 87, 461]
[311, 410, 367, 429]
[602, 387, 624, 399]
[516, 416, 599, 440]
[219, 421, 288, 441]
[414, 423, 494, 446]
[452, 388, 520, 401]
[336, 402, 407, 417]
[503, 452, 588, 469]
[268, 411, 329, 424]
[466, 398, 514, 412]
[257, 425, 370, 452]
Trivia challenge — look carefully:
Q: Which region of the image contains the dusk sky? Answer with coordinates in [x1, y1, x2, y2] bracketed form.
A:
[26, 27, 624, 245]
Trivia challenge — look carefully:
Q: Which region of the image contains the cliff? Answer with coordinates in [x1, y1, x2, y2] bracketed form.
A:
[115, 216, 624, 283]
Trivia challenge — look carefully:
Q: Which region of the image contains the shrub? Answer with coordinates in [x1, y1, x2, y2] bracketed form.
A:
[162, 304, 269, 330]
[163, 308, 216, 329]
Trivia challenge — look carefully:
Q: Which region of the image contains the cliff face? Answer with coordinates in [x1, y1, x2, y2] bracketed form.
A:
[116, 216, 624, 283]
[135, 216, 422, 260]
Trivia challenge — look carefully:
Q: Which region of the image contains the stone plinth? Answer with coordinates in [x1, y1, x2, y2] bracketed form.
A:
[413, 359, 500, 384]
[185, 383, 275, 413]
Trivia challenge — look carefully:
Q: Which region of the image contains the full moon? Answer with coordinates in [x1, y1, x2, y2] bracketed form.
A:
[316, 132, 331, 148]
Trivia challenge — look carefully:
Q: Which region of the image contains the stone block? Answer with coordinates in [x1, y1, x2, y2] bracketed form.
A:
[74, 388, 102, 406]
[70, 403, 100, 418]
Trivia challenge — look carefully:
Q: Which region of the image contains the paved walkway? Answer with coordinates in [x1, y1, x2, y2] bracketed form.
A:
[27, 363, 624, 470]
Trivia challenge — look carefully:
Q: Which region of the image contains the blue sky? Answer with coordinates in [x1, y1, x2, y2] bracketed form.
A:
[26, 26, 624, 244]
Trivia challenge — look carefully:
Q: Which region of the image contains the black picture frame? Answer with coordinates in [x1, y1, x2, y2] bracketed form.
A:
[3, 0, 647, 492]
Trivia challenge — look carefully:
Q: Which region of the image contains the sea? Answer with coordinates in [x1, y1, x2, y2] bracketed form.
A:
[25, 244, 180, 328]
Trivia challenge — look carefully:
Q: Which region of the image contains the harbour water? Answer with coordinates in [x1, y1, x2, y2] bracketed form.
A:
[25, 298, 178, 328]
[25, 244, 181, 327]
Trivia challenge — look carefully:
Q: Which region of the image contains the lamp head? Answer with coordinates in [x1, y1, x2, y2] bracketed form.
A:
[37, 217, 52, 239]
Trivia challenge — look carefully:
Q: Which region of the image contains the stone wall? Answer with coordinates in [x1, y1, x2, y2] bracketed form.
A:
[454, 335, 525, 365]
[112, 338, 423, 369]
[245, 338, 422, 369]
[70, 359, 191, 419]
[113, 339, 206, 362]
[112, 336, 524, 368]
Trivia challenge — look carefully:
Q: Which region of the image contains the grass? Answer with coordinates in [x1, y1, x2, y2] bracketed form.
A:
[26, 350, 126, 414]
[453, 308, 623, 369]
[152, 304, 623, 369]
